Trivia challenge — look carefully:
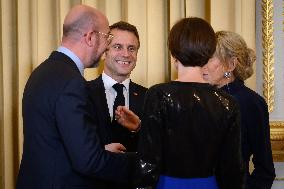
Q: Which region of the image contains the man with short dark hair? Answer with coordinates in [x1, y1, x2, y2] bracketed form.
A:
[88, 21, 147, 189]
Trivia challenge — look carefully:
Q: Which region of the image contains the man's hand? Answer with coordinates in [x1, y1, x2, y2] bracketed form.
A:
[115, 106, 141, 132]
[105, 143, 126, 153]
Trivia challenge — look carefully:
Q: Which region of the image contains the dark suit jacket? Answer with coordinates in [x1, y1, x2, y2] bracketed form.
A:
[222, 79, 275, 189]
[88, 75, 147, 188]
[88, 75, 147, 152]
[16, 51, 132, 189]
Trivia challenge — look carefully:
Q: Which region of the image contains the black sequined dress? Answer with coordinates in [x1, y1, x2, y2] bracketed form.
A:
[135, 81, 245, 189]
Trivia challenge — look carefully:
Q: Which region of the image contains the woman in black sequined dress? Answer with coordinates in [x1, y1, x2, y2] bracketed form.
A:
[132, 18, 245, 189]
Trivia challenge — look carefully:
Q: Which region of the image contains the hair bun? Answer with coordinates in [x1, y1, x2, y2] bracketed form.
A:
[246, 48, 256, 67]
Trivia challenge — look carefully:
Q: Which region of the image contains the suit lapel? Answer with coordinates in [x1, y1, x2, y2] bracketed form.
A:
[129, 81, 141, 116]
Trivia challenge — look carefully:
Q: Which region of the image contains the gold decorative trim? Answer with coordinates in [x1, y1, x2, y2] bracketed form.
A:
[271, 121, 284, 127]
[262, 0, 275, 113]
[270, 122, 284, 161]
[270, 121, 284, 140]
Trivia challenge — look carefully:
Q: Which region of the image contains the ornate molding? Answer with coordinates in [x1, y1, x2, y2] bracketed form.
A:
[262, 0, 275, 113]
[270, 121, 284, 140]
[271, 121, 284, 127]
[270, 122, 284, 161]
[271, 139, 284, 162]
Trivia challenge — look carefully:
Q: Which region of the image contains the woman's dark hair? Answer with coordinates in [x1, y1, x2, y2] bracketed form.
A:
[168, 17, 216, 67]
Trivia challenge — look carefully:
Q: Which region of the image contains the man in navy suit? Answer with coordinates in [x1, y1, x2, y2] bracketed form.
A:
[88, 21, 147, 188]
[16, 5, 134, 189]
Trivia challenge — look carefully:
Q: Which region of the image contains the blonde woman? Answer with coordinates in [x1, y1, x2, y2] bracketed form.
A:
[203, 31, 275, 188]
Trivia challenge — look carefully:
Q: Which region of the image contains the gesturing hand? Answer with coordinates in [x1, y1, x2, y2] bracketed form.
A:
[115, 106, 141, 132]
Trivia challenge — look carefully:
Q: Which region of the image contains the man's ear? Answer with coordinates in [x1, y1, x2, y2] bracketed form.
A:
[84, 31, 94, 46]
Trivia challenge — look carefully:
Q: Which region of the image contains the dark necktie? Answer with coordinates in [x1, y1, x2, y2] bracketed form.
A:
[112, 83, 125, 119]
[111, 83, 132, 151]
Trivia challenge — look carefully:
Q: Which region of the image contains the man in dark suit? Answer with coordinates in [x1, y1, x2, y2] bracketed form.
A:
[88, 21, 147, 188]
[16, 5, 133, 189]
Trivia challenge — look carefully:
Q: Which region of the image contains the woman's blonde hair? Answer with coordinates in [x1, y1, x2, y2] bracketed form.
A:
[215, 31, 256, 81]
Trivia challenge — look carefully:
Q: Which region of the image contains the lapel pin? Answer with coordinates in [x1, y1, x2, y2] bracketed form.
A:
[133, 92, 138, 96]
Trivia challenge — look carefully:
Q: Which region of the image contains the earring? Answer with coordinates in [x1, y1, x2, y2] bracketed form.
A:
[224, 72, 231, 78]
[224, 71, 231, 93]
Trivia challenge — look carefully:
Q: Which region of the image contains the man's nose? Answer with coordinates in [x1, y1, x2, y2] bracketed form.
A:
[121, 48, 131, 57]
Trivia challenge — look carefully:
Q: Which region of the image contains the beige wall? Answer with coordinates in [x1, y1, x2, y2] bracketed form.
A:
[0, 0, 256, 188]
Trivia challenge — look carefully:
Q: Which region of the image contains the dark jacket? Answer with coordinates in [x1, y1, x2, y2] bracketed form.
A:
[221, 80, 275, 189]
[88, 75, 147, 188]
[16, 51, 132, 189]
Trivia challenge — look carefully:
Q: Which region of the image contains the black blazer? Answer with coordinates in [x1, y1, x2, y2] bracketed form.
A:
[88, 75, 147, 189]
[221, 80, 275, 189]
[88, 75, 147, 152]
[16, 51, 132, 189]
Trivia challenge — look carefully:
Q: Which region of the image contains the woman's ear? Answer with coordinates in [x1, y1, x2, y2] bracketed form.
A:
[174, 59, 178, 69]
[171, 56, 179, 70]
[101, 52, 106, 60]
[228, 57, 237, 72]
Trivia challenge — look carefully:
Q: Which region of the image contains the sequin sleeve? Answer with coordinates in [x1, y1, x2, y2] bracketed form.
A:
[133, 86, 164, 188]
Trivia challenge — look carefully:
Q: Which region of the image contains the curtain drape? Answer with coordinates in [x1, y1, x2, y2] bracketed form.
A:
[0, 0, 255, 188]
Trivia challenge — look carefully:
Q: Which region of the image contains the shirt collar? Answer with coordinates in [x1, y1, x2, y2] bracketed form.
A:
[57, 46, 84, 76]
[102, 72, 130, 92]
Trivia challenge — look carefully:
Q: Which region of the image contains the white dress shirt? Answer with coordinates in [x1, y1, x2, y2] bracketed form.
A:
[102, 72, 130, 119]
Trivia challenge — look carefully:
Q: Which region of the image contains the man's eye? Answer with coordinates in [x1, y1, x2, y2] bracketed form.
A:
[128, 47, 137, 52]
[113, 45, 121, 50]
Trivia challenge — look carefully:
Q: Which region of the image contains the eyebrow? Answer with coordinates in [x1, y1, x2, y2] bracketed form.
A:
[112, 43, 137, 47]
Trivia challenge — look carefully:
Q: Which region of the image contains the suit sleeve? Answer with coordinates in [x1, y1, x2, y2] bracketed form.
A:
[215, 102, 245, 189]
[55, 77, 132, 182]
[246, 98, 275, 189]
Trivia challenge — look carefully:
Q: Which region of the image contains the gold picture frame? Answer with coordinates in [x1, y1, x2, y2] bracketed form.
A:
[262, 0, 284, 161]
